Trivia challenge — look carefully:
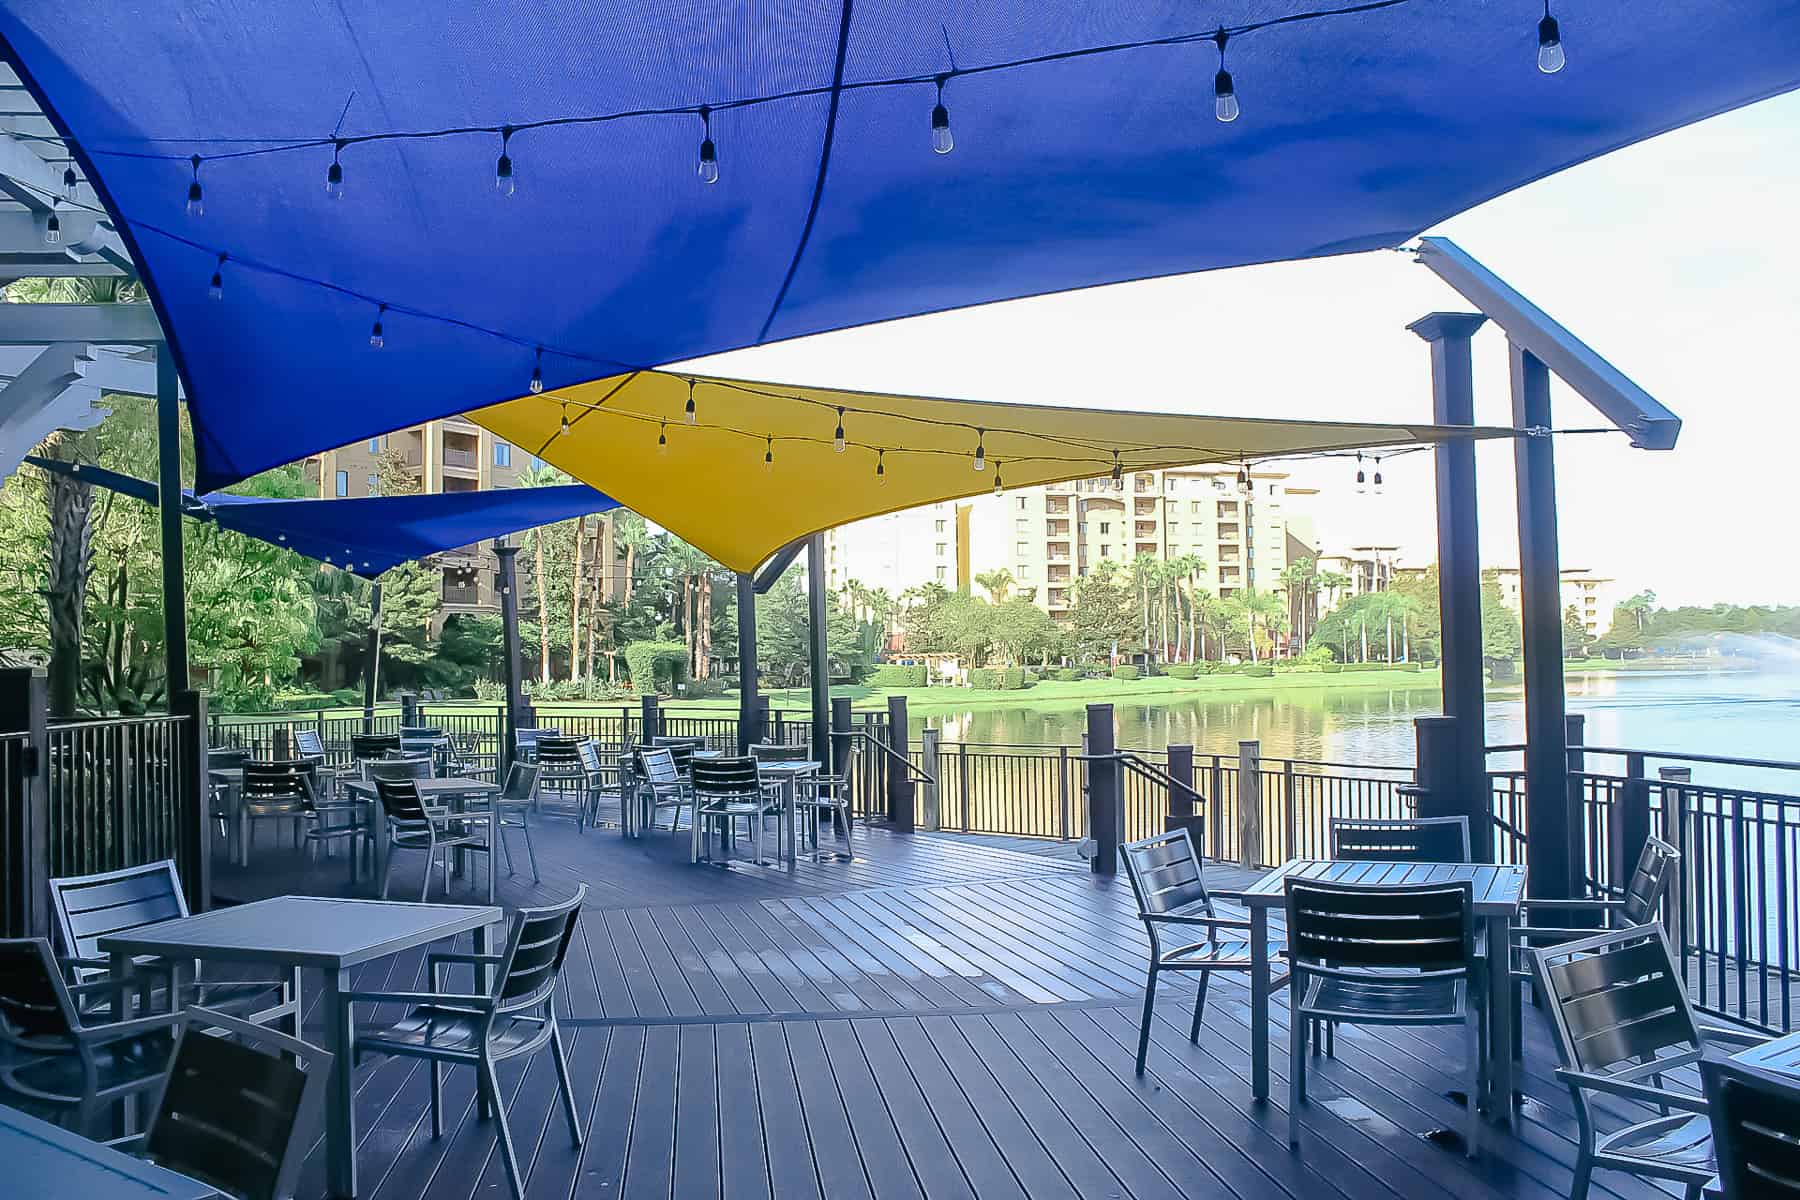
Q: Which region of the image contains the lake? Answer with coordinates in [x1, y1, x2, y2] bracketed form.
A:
[915, 669, 1800, 782]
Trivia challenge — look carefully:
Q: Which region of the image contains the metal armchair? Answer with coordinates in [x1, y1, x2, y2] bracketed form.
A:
[634, 746, 691, 834]
[373, 777, 494, 903]
[1701, 1054, 1800, 1200]
[1329, 814, 1472, 863]
[690, 756, 770, 865]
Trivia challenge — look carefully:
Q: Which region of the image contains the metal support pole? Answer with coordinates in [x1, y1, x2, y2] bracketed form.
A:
[170, 688, 209, 912]
[1512, 343, 1575, 899]
[156, 349, 189, 693]
[640, 694, 661, 743]
[1238, 739, 1262, 870]
[495, 540, 524, 779]
[736, 573, 758, 754]
[1409, 312, 1489, 837]
[1087, 704, 1119, 876]
[361, 582, 382, 734]
[806, 534, 831, 772]
[831, 696, 853, 832]
[920, 728, 941, 830]
[0, 668, 49, 938]
[886, 695, 913, 832]
[1165, 743, 1201, 847]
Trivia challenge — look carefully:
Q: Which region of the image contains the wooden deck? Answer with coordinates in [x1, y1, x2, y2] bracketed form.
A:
[202, 820, 1685, 1198]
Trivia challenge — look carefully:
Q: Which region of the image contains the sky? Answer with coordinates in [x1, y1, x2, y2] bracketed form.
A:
[690, 89, 1800, 610]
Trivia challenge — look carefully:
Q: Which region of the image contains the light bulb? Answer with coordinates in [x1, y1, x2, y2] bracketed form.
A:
[697, 108, 719, 185]
[657, 424, 669, 454]
[326, 142, 345, 200]
[931, 104, 953, 155]
[496, 127, 516, 195]
[61, 166, 77, 199]
[833, 409, 846, 453]
[876, 450, 886, 484]
[1111, 454, 1123, 484]
[529, 349, 544, 394]
[993, 467, 1004, 496]
[1537, 15, 1565, 73]
[764, 438, 774, 471]
[186, 156, 204, 217]
[207, 255, 225, 301]
[1214, 70, 1239, 123]
[369, 306, 385, 348]
[684, 380, 697, 424]
[973, 431, 986, 472]
[43, 209, 59, 244]
[560, 412, 570, 436]
[1355, 470, 1367, 494]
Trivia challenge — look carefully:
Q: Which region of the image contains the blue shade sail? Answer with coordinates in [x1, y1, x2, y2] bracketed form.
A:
[23, 455, 615, 578]
[3, 2, 1796, 492]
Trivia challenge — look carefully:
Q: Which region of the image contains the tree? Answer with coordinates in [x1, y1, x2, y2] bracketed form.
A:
[1389, 564, 1442, 662]
[973, 568, 1014, 604]
[1617, 590, 1657, 637]
[517, 462, 564, 682]
[1130, 553, 1159, 659]
[1281, 556, 1318, 656]
[1480, 570, 1523, 661]
[989, 598, 1056, 667]
[1068, 560, 1135, 663]
[1563, 604, 1592, 658]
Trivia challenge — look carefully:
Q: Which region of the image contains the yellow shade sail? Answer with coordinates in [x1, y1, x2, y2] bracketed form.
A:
[469, 371, 1512, 574]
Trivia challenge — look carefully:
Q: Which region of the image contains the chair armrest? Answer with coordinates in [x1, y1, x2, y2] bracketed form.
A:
[1698, 1024, 1768, 1048]
[1520, 897, 1625, 914]
[1555, 1067, 1708, 1114]
[339, 988, 492, 1010]
[426, 952, 505, 967]
[1146, 912, 1254, 932]
[58, 954, 112, 972]
[73, 1009, 185, 1044]
[1511, 925, 1627, 943]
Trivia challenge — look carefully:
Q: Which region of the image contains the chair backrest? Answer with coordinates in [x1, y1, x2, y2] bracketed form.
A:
[514, 727, 559, 752]
[374, 777, 431, 826]
[48, 861, 188, 981]
[751, 743, 809, 764]
[0, 937, 79, 1043]
[654, 736, 703, 772]
[1285, 878, 1474, 971]
[143, 1007, 331, 1200]
[209, 747, 250, 771]
[399, 725, 443, 739]
[500, 761, 541, 803]
[492, 885, 587, 1013]
[292, 729, 326, 760]
[1121, 829, 1212, 918]
[637, 747, 679, 786]
[367, 755, 434, 783]
[1330, 815, 1471, 864]
[398, 736, 442, 759]
[1702, 1055, 1800, 1200]
[1620, 835, 1680, 925]
[536, 734, 583, 767]
[241, 760, 313, 803]
[691, 756, 761, 799]
[350, 732, 400, 760]
[1531, 923, 1702, 1077]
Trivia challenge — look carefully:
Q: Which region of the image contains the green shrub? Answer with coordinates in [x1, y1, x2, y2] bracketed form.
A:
[1320, 663, 1343, 674]
[622, 640, 689, 694]
[868, 663, 928, 688]
[1112, 665, 1141, 680]
[272, 690, 334, 711]
[968, 667, 999, 689]
[1001, 666, 1027, 690]
[329, 688, 364, 707]
[1241, 664, 1274, 677]
[1166, 664, 1197, 679]
[1052, 667, 1082, 682]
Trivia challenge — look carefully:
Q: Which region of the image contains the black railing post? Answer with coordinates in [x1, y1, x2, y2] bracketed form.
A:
[0, 668, 49, 938]
[1087, 704, 1119, 876]
[1565, 712, 1588, 884]
[1165, 744, 1201, 849]
[170, 688, 210, 913]
[400, 692, 419, 729]
[1617, 750, 1650, 894]
[641, 694, 662, 743]
[830, 697, 853, 827]
[886, 695, 913, 832]
[1238, 739, 1262, 870]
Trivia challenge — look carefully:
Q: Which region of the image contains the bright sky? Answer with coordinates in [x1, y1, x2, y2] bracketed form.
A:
[692, 90, 1800, 610]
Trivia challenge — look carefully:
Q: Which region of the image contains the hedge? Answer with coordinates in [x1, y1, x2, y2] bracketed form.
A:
[1001, 666, 1027, 690]
[1112, 665, 1141, 680]
[1166, 664, 1197, 680]
[1241, 664, 1274, 677]
[622, 640, 690, 694]
[1052, 668, 1082, 682]
[868, 663, 928, 688]
[272, 691, 335, 711]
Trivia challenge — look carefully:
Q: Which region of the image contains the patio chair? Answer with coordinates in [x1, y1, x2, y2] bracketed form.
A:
[367, 753, 434, 782]
[1285, 877, 1485, 1155]
[115, 1006, 331, 1200]
[575, 739, 618, 828]
[373, 777, 493, 903]
[1121, 829, 1280, 1075]
[48, 860, 295, 1027]
[513, 727, 559, 764]
[238, 760, 315, 859]
[0, 937, 181, 1135]
[533, 735, 588, 825]
[344, 885, 588, 1200]
[1329, 815, 1472, 863]
[485, 762, 543, 881]
[207, 746, 249, 839]
[653, 735, 705, 777]
[690, 756, 772, 865]
[350, 732, 401, 763]
[797, 762, 853, 854]
[1530, 922, 1765, 1200]
[634, 747, 691, 833]
[1700, 1054, 1800, 1200]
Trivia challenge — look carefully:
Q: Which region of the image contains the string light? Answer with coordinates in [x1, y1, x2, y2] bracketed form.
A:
[763, 435, 774, 471]
[833, 408, 846, 453]
[368, 303, 386, 348]
[529, 347, 544, 394]
[60, 166, 77, 200]
[1213, 30, 1240, 123]
[684, 378, 697, 424]
[186, 155, 204, 217]
[993, 463, 1004, 496]
[657, 422, 669, 454]
[43, 204, 59, 245]
[875, 449, 886, 484]
[1236, 461, 1251, 495]
[326, 139, 345, 199]
[931, 76, 954, 155]
[559, 400, 571, 436]
[495, 125, 516, 196]
[697, 106, 719, 185]
[207, 253, 226, 300]
[1537, 4, 1565, 74]
[1354, 452, 1367, 493]
[1111, 451, 1123, 484]
[973, 429, 986, 472]
[1372, 457, 1384, 493]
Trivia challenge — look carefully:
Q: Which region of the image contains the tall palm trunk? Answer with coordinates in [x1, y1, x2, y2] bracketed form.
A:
[533, 532, 550, 683]
[568, 516, 585, 682]
[45, 458, 96, 718]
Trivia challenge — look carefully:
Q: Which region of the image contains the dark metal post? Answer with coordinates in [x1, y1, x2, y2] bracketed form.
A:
[1617, 750, 1651, 891]
[1165, 742, 1202, 847]
[1565, 712, 1588, 887]
[831, 696, 853, 832]
[1411, 714, 1470, 832]
[807, 534, 831, 772]
[495, 540, 524, 778]
[361, 582, 382, 734]
[156, 349, 189, 692]
[886, 695, 913, 832]
[170, 688, 209, 912]
[1513, 343, 1576, 900]
[736, 573, 758, 754]
[1087, 703, 1119, 876]
[640, 694, 661, 743]
[1408, 312, 1489, 842]
[0, 668, 50, 937]
[400, 692, 419, 729]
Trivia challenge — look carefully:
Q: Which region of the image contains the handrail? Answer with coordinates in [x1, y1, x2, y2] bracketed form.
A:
[847, 730, 936, 786]
[1072, 750, 1203, 809]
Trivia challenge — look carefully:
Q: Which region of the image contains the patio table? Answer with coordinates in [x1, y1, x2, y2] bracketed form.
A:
[758, 760, 822, 868]
[341, 776, 500, 899]
[2, 1101, 218, 1199]
[99, 894, 499, 1200]
[1237, 858, 1527, 1127]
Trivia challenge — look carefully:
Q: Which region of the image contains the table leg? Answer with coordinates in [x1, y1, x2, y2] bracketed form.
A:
[322, 967, 356, 1199]
[108, 948, 133, 1021]
[784, 777, 797, 869]
[1251, 904, 1270, 1103]
[1487, 913, 1516, 1130]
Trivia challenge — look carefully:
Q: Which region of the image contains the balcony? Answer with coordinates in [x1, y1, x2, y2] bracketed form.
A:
[441, 446, 478, 471]
[1218, 523, 1240, 539]
[442, 581, 482, 605]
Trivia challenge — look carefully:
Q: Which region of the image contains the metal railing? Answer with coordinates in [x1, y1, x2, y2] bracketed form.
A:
[46, 716, 193, 880]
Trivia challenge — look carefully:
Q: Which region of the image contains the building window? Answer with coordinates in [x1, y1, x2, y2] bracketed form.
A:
[366, 473, 378, 495]
[1016, 542, 1029, 555]
[1015, 519, 1029, 533]
[1100, 546, 1111, 558]
[1017, 565, 1031, 581]
[935, 543, 947, 556]
[494, 441, 512, 467]
[935, 520, 946, 533]
[528, 455, 544, 471]
[936, 566, 948, 582]
[1017, 497, 1027, 510]
[1099, 521, 1110, 534]
[367, 437, 381, 453]
[334, 470, 349, 497]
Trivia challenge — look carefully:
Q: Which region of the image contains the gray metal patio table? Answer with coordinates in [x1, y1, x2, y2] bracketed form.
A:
[2, 1101, 218, 1199]
[98, 894, 500, 1200]
[341, 775, 500, 897]
[758, 760, 822, 867]
[1237, 858, 1527, 1127]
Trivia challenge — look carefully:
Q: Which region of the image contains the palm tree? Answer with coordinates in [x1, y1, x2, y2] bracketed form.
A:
[614, 511, 651, 605]
[973, 568, 1014, 604]
[517, 463, 564, 682]
[1234, 589, 1286, 662]
[1281, 556, 1318, 655]
[1130, 553, 1159, 660]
